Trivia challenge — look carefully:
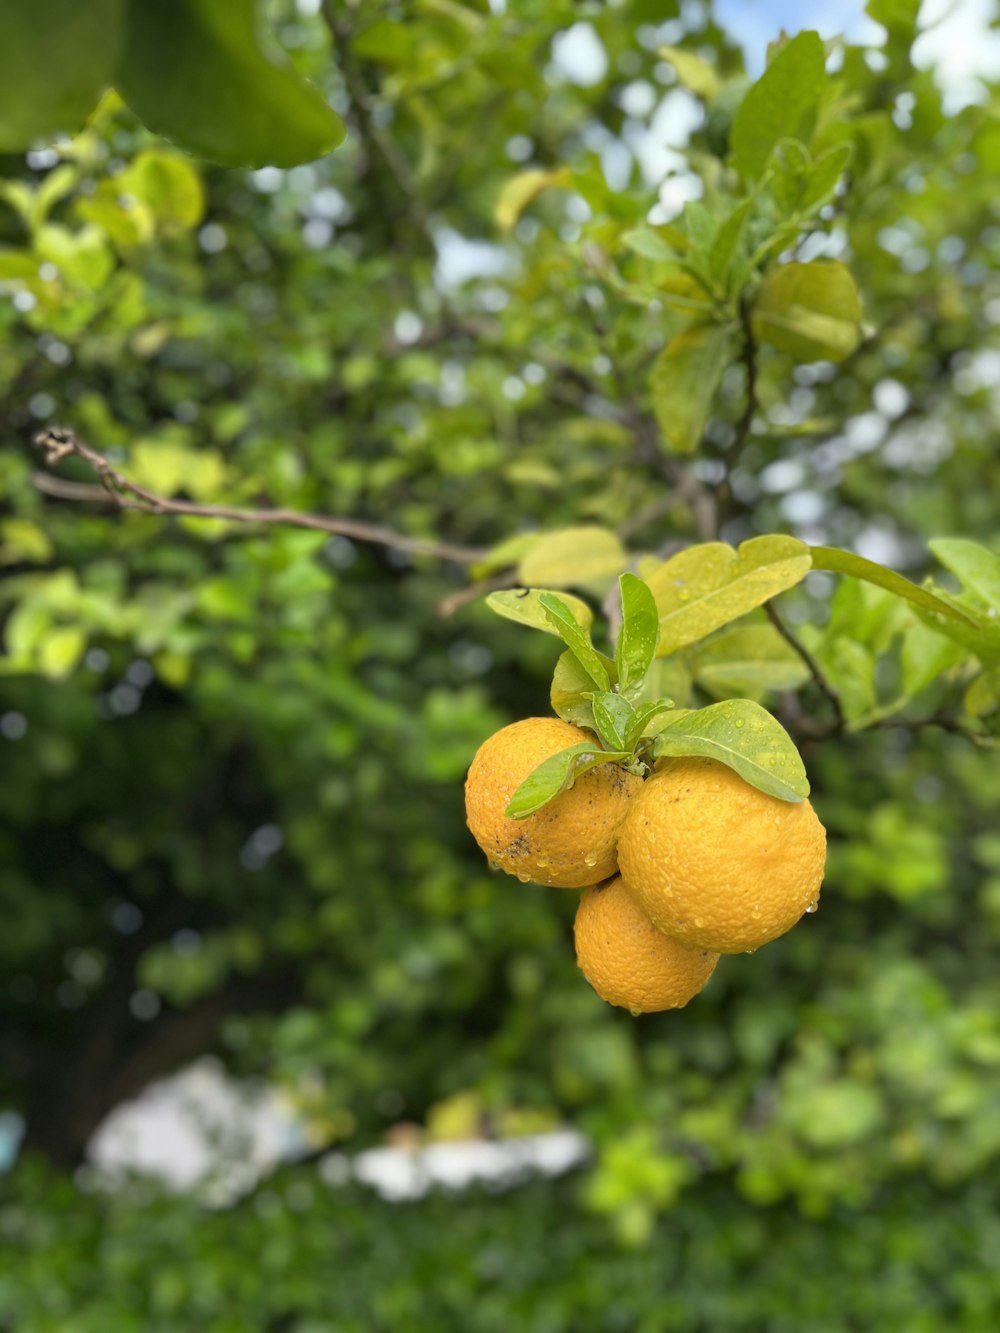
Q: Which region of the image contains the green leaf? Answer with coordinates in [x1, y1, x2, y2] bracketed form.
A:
[505, 743, 628, 819]
[551, 651, 598, 729]
[752, 261, 863, 363]
[768, 141, 852, 219]
[505, 743, 596, 818]
[929, 539, 1000, 610]
[486, 588, 593, 635]
[117, 150, 205, 235]
[652, 700, 809, 802]
[616, 573, 660, 698]
[799, 627, 877, 720]
[809, 546, 978, 625]
[730, 32, 827, 181]
[802, 144, 853, 212]
[0, 520, 54, 566]
[694, 625, 810, 700]
[539, 593, 611, 692]
[709, 197, 753, 285]
[35, 224, 114, 291]
[645, 536, 812, 656]
[767, 139, 811, 216]
[684, 202, 719, 254]
[621, 227, 682, 263]
[38, 626, 87, 680]
[0, 0, 123, 151]
[629, 701, 677, 743]
[900, 619, 965, 699]
[116, 0, 346, 167]
[592, 692, 636, 751]
[657, 45, 721, 101]
[518, 527, 627, 588]
[867, 0, 921, 34]
[629, 657, 693, 711]
[965, 672, 1000, 719]
[31, 165, 81, 229]
[651, 324, 735, 454]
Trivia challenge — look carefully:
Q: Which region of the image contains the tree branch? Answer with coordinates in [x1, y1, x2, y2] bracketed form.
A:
[732, 297, 759, 468]
[321, 0, 432, 243]
[765, 601, 846, 731]
[32, 427, 486, 566]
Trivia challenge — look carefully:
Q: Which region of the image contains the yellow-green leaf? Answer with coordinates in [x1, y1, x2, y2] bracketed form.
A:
[651, 324, 735, 454]
[39, 625, 87, 679]
[694, 624, 810, 699]
[752, 261, 862, 363]
[658, 45, 721, 100]
[518, 526, 626, 589]
[494, 168, 570, 231]
[486, 588, 593, 634]
[645, 536, 812, 656]
[118, 149, 205, 236]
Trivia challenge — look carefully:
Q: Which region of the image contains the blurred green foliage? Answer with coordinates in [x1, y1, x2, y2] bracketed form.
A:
[2, 0, 1000, 1327]
[5, 1166, 1000, 1331]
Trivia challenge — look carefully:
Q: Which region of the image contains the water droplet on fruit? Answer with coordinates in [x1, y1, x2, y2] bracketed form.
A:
[628, 1006, 643, 1017]
[744, 948, 757, 955]
[805, 900, 819, 914]
[694, 916, 705, 929]
[517, 873, 531, 883]
[583, 853, 598, 868]
[751, 903, 762, 919]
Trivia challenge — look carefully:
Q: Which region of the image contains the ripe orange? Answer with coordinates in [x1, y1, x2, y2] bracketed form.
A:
[465, 717, 640, 888]
[574, 876, 718, 1013]
[617, 757, 826, 954]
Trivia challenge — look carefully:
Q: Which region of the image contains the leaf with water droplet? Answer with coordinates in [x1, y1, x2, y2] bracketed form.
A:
[486, 587, 594, 635]
[592, 690, 635, 751]
[505, 742, 631, 819]
[616, 573, 660, 698]
[645, 536, 811, 657]
[652, 699, 809, 801]
[538, 592, 612, 692]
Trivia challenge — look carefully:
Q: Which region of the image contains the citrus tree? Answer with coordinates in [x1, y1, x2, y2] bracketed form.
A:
[2, 1, 1000, 1327]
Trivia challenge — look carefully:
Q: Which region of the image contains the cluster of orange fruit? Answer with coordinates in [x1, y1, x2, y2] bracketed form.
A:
[465, 717, 827, 1014]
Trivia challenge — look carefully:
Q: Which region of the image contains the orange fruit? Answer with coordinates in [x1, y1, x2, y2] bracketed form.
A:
[618, 757, 826, 955]
[574, 876, 718, 1013]
[465, 717, 640, 888]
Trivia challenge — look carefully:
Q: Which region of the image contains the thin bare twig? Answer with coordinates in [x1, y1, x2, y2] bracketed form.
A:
[436, 573, 511, 618]
[32, 427, 486, 566]
[765, 601, 846, 731]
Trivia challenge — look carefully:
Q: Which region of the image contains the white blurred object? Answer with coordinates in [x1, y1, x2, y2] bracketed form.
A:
[88, 1059, 588, 1203]
[89, 1058, 306, 1202]
[340, 1130, 589, 1202]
